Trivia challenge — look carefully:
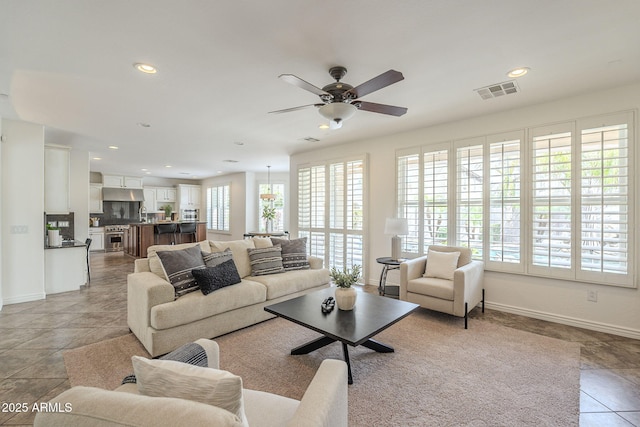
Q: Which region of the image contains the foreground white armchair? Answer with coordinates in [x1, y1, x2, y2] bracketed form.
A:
[35, 339, 348, 427]
[400, 245, 484, 329]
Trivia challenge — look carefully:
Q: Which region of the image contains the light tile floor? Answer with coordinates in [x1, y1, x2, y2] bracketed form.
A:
[0, 252, 638, 426]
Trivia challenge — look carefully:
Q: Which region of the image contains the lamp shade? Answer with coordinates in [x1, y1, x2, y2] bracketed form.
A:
[318, 103, 357, 122]
[384, 218, 408, 235]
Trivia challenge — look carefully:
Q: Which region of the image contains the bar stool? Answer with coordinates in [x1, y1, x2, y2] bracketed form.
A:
[85, 238, 92, 284]
[178, 222, 197, 244]
[155, 223, 177, 245]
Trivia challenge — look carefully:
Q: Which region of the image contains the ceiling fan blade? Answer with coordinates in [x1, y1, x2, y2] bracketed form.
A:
[268, 104, 323, 114]
[346, 70, 404, 98]
[279, 74, 331, 97]
[356, 101, 408, 117]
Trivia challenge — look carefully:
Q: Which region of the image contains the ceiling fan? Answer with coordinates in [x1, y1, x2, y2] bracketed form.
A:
[269, 66, 407, 129]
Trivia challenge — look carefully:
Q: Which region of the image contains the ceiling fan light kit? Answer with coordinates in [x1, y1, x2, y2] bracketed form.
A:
[270, 66, 407, 127]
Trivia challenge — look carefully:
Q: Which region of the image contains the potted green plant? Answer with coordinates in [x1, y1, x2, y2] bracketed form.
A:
[262, 204, 276, 232]
[330, 264, 361, 310]
[161, 204, 172, 220]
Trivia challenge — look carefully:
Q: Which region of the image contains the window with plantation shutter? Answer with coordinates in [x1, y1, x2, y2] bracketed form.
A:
[298, 157, 366, 273]
[423, 149, 449, 249]
[397, 152, 420, 254]
[530, 128, 573, 276]
[578, 114, 631, 286]
[206, 184, 230, 232]
[456, 142, 483, 259]
[488, 135, 522, 271]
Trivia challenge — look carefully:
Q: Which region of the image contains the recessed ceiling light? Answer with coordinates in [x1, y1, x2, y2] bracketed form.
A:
[165, 165, 172, 168]
[145, 171, 152, 175]
[92, 157, 102, 160]
[137, 122, 151, 128]
[134, 63, 157, 74]
[108, 145, 119, 150]
[319, 124, 330, 129]
[141, 168, 148, 171]
[507, 67, 530, 78]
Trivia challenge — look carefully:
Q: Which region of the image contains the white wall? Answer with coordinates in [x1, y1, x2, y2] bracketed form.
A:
[1, 119, 46, 304]
[290, 82, 640, 338]
[70, 147, 90, 242]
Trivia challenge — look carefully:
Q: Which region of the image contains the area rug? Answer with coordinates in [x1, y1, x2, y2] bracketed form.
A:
[64, 311, 580, 426]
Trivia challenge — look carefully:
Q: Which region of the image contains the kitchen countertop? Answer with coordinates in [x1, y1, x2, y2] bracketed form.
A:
[45, 239, 87, 250]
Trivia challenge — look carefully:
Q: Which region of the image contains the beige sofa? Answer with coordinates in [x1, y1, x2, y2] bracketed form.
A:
[34, 339, 348, 427]
[128, 238, 330, 357]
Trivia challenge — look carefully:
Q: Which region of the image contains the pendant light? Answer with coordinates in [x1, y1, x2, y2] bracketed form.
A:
[260, 166, 276, 200]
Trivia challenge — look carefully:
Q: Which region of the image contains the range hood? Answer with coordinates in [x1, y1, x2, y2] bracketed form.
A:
[102, 187, 145, 202]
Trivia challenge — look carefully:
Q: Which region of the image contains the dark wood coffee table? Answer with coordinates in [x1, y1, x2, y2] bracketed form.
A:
[264, 287, 419, 384]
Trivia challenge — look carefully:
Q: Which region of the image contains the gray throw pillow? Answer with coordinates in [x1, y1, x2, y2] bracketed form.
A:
[192, 260, 242, 295]
[156, 245, 205, 298]
[270, 237, 310, 271]
[247, 245, 284, 276]
[202, 248, 233, 268]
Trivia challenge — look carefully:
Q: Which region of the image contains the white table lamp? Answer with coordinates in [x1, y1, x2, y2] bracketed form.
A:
[385, 218, 408, 261]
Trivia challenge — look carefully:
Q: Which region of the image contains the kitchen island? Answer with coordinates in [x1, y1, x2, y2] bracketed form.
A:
[123, 222, 207, 258]
[45, 240, 87, 294]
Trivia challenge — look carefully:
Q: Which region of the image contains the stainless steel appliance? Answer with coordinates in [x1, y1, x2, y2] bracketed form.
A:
[180, 209, 199, 222]
[104, 225, 129, 252]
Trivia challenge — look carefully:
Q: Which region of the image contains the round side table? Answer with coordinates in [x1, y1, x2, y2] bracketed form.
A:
[376, 257, 403, 297]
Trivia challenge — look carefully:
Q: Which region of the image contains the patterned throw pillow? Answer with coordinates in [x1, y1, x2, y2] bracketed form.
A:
[247, 245, 284, 276]
[122, 341, 208, 385]
[271, 237, 310, 271]
[132, 356, 248, 427]
[192, 260, 242, 295]
[202, 248, 233, 267]
[156, 245, 206, 297]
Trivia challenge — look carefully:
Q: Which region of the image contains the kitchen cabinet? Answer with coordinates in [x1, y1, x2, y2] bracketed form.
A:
[89, 227, 105, 251]
[156, 187, 177, 202]
[44, 145, 71, 214]
[103, 175, 143, 188]
[89, 184, 103, 213]
[143, 188, 157, 212]
[45, 246, 85, 294]
[178, 184, 201, 209]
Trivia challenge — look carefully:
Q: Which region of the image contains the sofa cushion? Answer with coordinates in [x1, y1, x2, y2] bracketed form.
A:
[408, 276, 455, 300]
[424, 249, 460, 280]
[192, 260, 242, 295]
[147, 241, 211, 279]
[33, 386, 244, 427]
[150, 279, 267, 330]
[132, 356, 248, 427]
[252, 237, 274, 248]
[250, 268, 330, 300]
[210, 239, 256, 278]
[156, 245, 206, 297]
[247, 245, 285, 276]
[271, 237, 310, 271]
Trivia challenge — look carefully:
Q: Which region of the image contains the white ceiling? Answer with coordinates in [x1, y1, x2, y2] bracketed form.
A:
[1, 0, 639, 179]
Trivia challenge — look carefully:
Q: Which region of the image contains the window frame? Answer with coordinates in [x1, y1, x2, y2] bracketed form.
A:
[395, 110, 635, 288]
[205, 183, 231, 233]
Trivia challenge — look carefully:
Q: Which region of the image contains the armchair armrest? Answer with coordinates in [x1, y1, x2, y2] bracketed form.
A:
[308, 256, 324, 270]
[400, 256, 427, 300]
[193, 339, 220, 369]
[287, 359, 348, 427]
[452, 260, 484, 317]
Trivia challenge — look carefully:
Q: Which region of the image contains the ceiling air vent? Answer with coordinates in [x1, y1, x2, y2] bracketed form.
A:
[302, 137, 320, 143]
[475, 80, 519, 100]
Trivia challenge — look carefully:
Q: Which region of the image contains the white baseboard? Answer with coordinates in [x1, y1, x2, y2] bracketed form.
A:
[485, 301, 640, 340]
[2, 292, 46, 306]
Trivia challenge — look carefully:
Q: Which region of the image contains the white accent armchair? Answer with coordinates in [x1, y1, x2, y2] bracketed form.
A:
[400, 245, 485, 328]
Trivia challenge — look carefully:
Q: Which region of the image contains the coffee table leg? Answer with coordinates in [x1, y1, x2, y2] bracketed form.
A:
[362, 338, 395, 353]
[291, 335, 336, 355]
[342, 342, 353, 385]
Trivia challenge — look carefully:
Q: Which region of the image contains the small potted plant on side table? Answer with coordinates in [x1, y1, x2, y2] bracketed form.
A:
[330, 264, 361, 310]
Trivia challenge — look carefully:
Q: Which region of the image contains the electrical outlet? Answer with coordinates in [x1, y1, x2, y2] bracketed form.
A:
[587, 290, 598, 302]
[58, 221, 69, 227]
